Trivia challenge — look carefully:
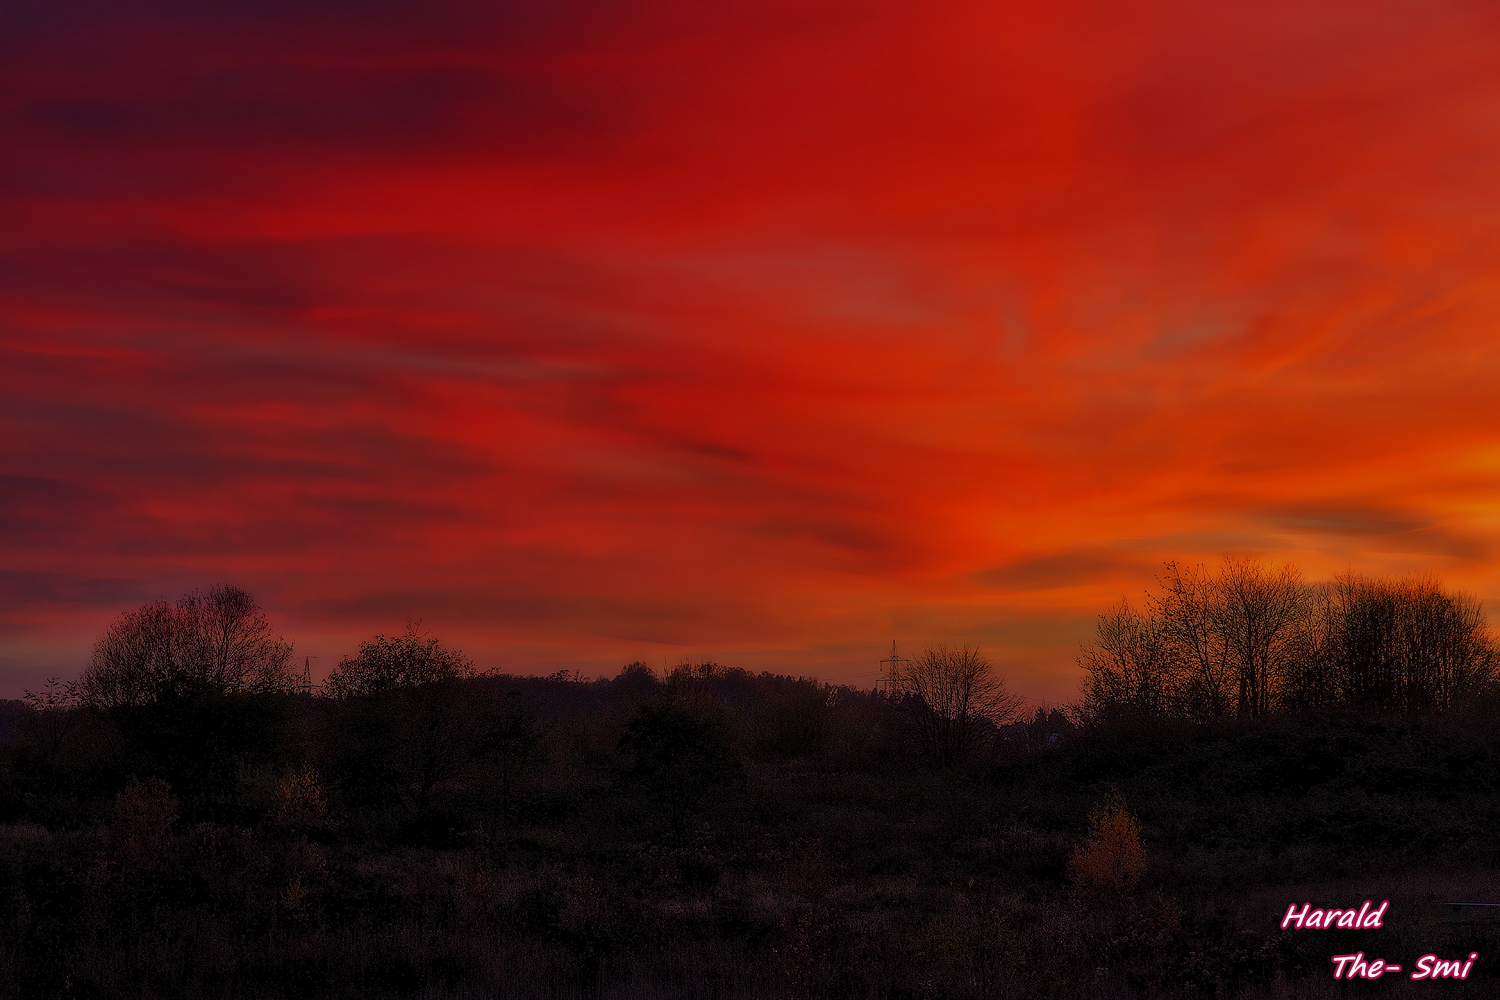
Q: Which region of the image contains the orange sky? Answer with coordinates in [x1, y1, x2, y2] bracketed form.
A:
[4, 0, 1500, 702]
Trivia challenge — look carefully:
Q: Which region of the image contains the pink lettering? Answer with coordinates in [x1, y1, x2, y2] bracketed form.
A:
[1283, 899, 1388, 929]
[1407, 951, 1477, 980]
[1331, 952, 1394, 979]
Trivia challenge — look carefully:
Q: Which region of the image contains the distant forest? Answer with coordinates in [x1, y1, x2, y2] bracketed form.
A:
[3, 561, 1500, 998]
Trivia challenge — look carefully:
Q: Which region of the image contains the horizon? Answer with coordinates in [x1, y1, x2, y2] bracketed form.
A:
[11, 558, 1495, 709]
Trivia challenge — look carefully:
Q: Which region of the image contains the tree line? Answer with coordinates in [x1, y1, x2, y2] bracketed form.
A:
[1078, 557, 1498, 723]
[4, 584, 1051, 831]
[27, 559, 1494, 764]
[67, 585, 1028, 766]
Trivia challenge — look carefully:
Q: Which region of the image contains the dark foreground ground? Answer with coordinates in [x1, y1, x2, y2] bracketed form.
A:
[3, 669, 1500, 998]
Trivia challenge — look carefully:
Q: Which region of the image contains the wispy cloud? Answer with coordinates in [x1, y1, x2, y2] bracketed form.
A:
[4, 0, 1500, 694]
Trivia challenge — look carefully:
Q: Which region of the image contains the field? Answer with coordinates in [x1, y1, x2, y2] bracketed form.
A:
[3, 668, 1499, 998]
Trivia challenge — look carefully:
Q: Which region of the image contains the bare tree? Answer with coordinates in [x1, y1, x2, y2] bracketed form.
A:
[1080, 558, 1314, 722]
[1211, 557, 1315, 718]
[1081, 560, 1495, 720]
[892, 644, 1021, 767]
[80, 585, 294, 708]
[1146, 558, 1314, 719]
[1078, 601, 1171, 723]
[1307, 573, 1495, 712]
[1150, 561, 1237, 720]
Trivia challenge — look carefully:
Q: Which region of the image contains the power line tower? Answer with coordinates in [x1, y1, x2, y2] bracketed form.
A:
[298, 656, 317, 696]
[878, 640, 907, 694]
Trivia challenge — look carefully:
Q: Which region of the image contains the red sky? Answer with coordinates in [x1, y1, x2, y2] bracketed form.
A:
[4, 0, 1500, 703]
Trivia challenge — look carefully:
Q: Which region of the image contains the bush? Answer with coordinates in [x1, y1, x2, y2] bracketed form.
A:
[1068, 792, 1147, 896]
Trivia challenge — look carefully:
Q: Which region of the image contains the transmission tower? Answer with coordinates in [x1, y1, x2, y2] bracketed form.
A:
[878, 640, 907, 693]
[298, 656, 316, 696]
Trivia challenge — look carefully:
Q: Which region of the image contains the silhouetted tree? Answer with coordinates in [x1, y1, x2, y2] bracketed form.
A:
[322, 622, 476, 698]
[330, 681, 483, 819]
[1149, 559, 1313, 720]
[1147, 562, 1237, 720]
[1081, 560, 1495, 720]
[758, 679, 835, 758]
[1292, 573, 1496, 712]
[891, 644, 1020, 767]
[325, 626, 480, 820]
[1213, 557, 1314, 718]
[1079, 559, 1314, 722]
[18, 677, 82, 773]
[73, 587, 293, 814]
[1078, 601, 1171, 724]
[80, 585, 294, 708]
[1027, 707, 1075, 746]
[612, 661, 658, 701]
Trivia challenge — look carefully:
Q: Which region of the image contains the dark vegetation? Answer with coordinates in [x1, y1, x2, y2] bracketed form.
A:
[3, 569, 1500, 998]
[1079, 559, 1495, 722]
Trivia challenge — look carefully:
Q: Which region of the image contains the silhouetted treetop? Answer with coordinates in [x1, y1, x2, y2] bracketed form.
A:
[1079, 558, 1497, 722]
[891, 644, 1021, 767]
[79, 585, 294, 708]
[1292, 572, 1496, 713]
[322, 622, 476, 698]
[612, 661, 657, 700]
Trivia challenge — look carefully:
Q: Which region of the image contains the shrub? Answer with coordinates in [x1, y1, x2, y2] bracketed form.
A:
[1068, 792, 1146, 895]
[273, 767, 328, 828]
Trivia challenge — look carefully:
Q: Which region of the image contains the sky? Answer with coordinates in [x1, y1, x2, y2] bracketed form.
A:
[4, 0, 1500, 702]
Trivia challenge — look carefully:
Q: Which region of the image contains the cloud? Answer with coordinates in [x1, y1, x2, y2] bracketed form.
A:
[0, 571, 144, 611]
[1260, 503, 1429, 538]
[6, 0, 1500, 694]
[976, 551, 1157, 593]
